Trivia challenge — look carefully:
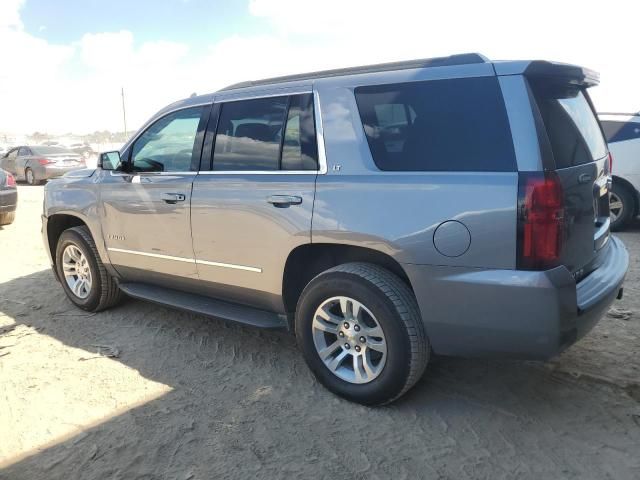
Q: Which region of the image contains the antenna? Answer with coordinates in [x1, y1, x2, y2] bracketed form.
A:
[121, 87, 128, 138]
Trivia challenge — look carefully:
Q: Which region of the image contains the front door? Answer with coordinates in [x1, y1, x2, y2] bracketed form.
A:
[191, 93, 319, 312]
[100, 105, 209, 288]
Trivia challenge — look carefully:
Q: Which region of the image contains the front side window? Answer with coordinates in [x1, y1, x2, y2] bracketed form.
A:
[213, 94, 318, 171]
[131, 106, 204, 172]
[355, 77, 516, 171]
[17, 147, 31, 156]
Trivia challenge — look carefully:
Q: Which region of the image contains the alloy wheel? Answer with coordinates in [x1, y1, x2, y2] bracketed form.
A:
[610, 191, 624, 223]
[62, 244, 92, 299]
[311, 296, 387, 384]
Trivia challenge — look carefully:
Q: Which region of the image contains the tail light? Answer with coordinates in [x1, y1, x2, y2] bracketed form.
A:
[38, 158, 55, 165]
[517, 172, 564, 270]
[6, 173, 16, 187]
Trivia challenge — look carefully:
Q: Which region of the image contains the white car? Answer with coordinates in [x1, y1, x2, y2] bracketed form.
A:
[599, 113, 640, 230]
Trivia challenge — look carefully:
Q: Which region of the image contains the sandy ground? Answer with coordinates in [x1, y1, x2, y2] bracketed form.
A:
[0, 185, 639, 480]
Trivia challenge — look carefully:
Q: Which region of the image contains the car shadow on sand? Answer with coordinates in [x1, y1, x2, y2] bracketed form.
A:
[1, 269, 639, 479]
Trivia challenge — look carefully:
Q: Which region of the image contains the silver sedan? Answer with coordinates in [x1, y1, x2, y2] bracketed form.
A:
[0, 145, 86, 185]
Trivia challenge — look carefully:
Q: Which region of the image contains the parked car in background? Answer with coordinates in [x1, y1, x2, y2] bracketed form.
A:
[599, 113, 640, 230]
[42, 54, 628, 405]
[0, 169, 17, 225]
[0, 145, 85, 185]
[69, 143, 94, 159]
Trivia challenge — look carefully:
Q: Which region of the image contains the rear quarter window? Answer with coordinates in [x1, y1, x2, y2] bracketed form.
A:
[354, 77, 516, 172]
[530, 82, 608, 168]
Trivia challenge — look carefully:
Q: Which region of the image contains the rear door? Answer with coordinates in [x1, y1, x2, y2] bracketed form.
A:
[190, 92, 319, 312]
[529, 80, 610, 280]
[99, 105, 209, 288]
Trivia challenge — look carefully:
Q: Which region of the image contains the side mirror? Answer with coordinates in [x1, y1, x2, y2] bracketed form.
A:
[99, 151, 121, 171]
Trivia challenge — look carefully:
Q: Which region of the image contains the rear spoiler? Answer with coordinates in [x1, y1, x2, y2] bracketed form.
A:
[494, 60, 600, 87]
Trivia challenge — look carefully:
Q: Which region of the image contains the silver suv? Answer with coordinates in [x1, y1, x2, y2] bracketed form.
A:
[42, 53, 629, 405]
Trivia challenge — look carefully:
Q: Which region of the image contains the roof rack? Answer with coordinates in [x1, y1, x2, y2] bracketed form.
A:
[219, 53, 489, 92]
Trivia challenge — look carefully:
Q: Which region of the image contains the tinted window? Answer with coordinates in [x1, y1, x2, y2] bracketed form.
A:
[131, 106, 204, 172]
[282, 94, 318, 170]
[600, 120, 640, 144]
[32, 146, 73, 155]
[17, 147, 31, 156]
[213, 94, 318, 171]
[531, 83, 607, 168]
[355, 77, 516, 171]
[213, 97, 287, 171]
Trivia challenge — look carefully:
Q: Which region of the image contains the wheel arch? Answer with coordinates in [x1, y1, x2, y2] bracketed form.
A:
[282, 243, 413, 327]
[46, 213, 91, 268]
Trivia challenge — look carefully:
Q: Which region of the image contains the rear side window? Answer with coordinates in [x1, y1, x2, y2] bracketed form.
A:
[281, 94, 318, 170]
[213, 94, 318, 171]
[354, 77, 516, 171]
[531, 83, 608, 168]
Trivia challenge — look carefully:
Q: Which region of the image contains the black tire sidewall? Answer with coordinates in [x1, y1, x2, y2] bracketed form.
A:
[55, 229, 102, 311]
[25, 168, 35, 185]
[296, 272, 413, 405]
[611, 183, 634, 231]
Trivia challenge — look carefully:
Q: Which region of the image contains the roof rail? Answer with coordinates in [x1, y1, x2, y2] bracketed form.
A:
[598, 112, 640, 117]
[219, 53, 489, 92]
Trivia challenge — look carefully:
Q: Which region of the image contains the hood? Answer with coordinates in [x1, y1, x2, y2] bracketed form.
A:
[63, 168, 96, 178]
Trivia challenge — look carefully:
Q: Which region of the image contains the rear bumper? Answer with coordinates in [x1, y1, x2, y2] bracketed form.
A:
[404, 236, 628, 359]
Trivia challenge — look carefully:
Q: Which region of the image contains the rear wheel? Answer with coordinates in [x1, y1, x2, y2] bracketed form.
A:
[296, 262, 429, 405]
[55, 226, 123, 312]
[25, 168, 38, 185]
[610, 183, 635, 231]
[0, 211, 15, 225]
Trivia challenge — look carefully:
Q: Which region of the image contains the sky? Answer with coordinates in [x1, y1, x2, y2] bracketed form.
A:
[1, 0, 639, 135]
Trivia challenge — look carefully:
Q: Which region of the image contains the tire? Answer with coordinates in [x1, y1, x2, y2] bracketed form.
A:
[295, 262, 429, 405]
[610, 182, 635, 231]
[0, 211, 15, 225]
[55, 226, 123, 312]
[25, 167, 38, 186]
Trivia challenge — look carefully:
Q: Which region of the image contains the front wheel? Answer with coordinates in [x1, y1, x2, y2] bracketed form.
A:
[295, 263, 429, 405]
[55, 226, 123, 312]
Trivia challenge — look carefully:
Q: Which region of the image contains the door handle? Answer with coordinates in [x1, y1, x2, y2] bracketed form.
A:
[267, 195, 302, 207]
[161, 193, 186, 204]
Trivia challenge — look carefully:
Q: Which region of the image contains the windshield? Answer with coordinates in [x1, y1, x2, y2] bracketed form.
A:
[532, 84, 608, 168]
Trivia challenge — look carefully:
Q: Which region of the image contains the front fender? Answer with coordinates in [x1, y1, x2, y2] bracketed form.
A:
[43, 177, 112, 272]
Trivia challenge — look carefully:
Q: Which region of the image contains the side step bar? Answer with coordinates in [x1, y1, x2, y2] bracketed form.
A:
[119, 283, 288, 329]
